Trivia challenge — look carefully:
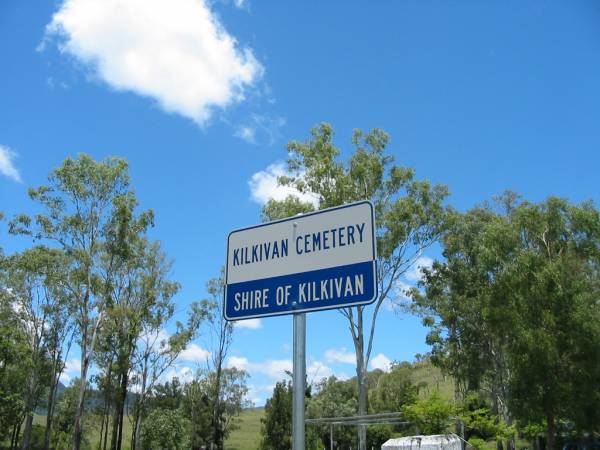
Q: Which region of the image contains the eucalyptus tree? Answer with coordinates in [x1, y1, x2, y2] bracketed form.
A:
[261, 123, 450, 450]
[100, 208, 161, 450]
[183, 367, 250, 450]
[412, 203, 514, 415]
[132, 299, 211, 450]
[415, 195, 600, 450]
[0, 280, 30, 447]
[4, 246, 73, 450]
[9, 154, 153, 450]
[202, 272, 235, 450]
[505, 198, 600, 449]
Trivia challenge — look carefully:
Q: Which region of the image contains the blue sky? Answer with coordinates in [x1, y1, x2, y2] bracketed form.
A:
[1, 0, 600, 405]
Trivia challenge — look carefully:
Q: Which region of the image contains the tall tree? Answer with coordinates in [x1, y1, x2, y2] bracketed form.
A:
[4, 246, 72, 450]
[131, 299, 210, 450]
[412, 203, 516, 425]
[261, 123, 449, 450]
[0, 281, 31, 448]
[9, 154, 153, 450]
[183, 367, 250, 450]
[203, 272, 235, 450]
[260, 380, 294, 450]
[101, 239, 176, 450]
[415, 196, 600, 450]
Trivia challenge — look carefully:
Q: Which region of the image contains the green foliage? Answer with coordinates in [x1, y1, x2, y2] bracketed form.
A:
[370, 363, 420, 413]
[306, 376, 358, 449]
[180, 368, 250, 450]
[262, 195, 315, 223]
[366, 425, 394, 449]
[148, 378, 183, 411]
[402, 390, 456, 435]
[29, 424, 47, 450]
[182, 378, 212, 449]
[0, 294, 30, 439]
[414, 194, 600, 447]
[51, 380, 92, 450]
[459, 394, 515, 448]
[261, 123, 451, 450]
[8, 153, 155, 450]
[141, 408, 188, 450]
[260, 380, 293, 450]
[468, 437, 495, 450]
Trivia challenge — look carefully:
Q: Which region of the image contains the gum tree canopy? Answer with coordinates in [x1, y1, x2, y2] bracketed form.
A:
[414, 195, 600, 450]
[261, 123, 450, 450]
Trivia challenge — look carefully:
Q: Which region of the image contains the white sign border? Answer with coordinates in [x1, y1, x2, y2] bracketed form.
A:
[224, 200, 378, 321]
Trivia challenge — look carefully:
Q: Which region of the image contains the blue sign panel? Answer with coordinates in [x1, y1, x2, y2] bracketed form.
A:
[224, 201, 377, 320]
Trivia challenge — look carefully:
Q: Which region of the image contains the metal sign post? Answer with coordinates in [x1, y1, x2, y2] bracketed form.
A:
[292, 312, 306, 450]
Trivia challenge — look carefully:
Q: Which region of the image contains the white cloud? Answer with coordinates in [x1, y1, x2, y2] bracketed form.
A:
[226, 356, 292, 380]
[337, 372, 351, 381]
[65, 358, 81, 374]
[227, 355, 336, 384]
[370, 353, 392, 372]
[233, 0, 247, 9]
[307, 360, 333, 382]
[235, 318, 262, 329]
[227, 355, 249, 370]
[256, 359, 292, 379]
[235, 126, 256, 144]
[44, 0, 263, 126]
[0, 145, 22, 183]
[235, 114, 285, 146]
[249, 162, 319, 206]
[396, 280, 413, 301]
[163, 365, 195, 384]
[324, 347, 355, 365]
[405, 256, 434, 282]
[60, 357, 82, 384]
[387, 256, 433, 311]
[179, 343, 211, 363]
[246, 383, 274, 407]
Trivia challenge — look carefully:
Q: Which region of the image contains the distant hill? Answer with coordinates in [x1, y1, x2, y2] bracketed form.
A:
[409, 359, 454, 400]
[223, 359, 453, 450]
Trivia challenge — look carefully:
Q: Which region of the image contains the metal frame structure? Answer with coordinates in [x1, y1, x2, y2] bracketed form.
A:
[305, 413, 409, 450]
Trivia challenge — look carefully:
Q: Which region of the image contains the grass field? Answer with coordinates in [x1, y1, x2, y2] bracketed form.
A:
[410, 360, 455, 400]
[29, 408, 264, 450]
[225, 408, 264, 450]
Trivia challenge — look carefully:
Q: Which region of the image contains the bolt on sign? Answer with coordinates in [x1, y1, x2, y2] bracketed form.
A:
[224, 201, 378, 320]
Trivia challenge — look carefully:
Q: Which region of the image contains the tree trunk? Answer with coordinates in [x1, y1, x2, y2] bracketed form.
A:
[133, 364, 148, 450]
[73, 345, 89, 450]
[352, 307, 367, 450]
[357, 361, 367, 450]
[44, 354, 63, 450]
[546, 412, 556, 450]
[20, 414, 34, 450]
[11, 420, 21, 450]
[110, 399, 120, 450]
[13, 416, 24, 450]
[111, 369, 128, 450]
[133, 406, 144, 450]
[116, 371, 128, 450]
[21, 362, 41, 450]
[213, 359, 223, 450]
[73, 311, 103, 450]
[44, 369, 60, 450]
[103, 404, 111, 450]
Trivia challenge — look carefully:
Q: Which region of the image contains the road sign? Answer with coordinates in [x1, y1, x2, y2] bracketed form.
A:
[224, 200, 378, 320]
